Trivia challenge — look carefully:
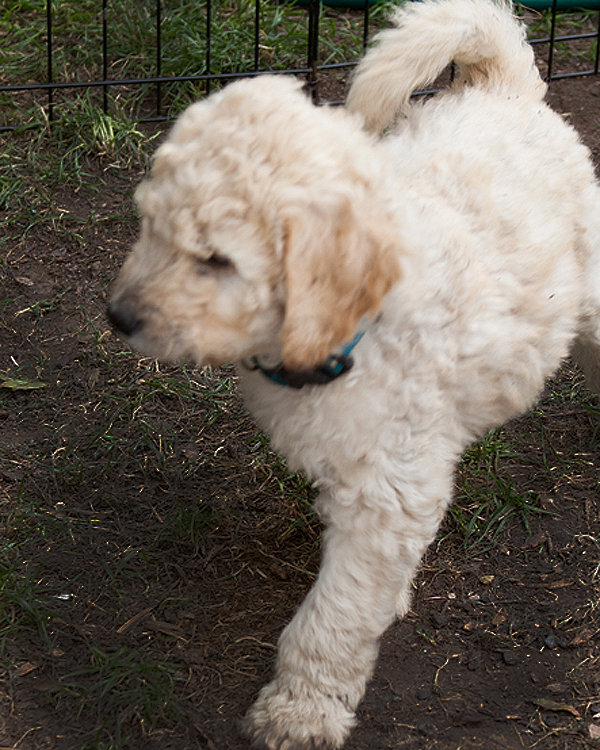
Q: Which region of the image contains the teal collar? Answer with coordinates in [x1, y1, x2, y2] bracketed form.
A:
[245, 326, 367, 390]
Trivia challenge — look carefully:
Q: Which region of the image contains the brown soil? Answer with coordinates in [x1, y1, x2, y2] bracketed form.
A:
[1, 73, 600, 750]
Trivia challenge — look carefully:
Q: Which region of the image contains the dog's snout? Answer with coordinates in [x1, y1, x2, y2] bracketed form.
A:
[107, 300, 144, 338]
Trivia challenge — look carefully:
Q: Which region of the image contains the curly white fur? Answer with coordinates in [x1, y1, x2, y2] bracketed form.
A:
[109, 0, 600, 747]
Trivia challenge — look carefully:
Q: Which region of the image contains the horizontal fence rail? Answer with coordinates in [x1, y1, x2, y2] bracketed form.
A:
[1, 0, 599, 131]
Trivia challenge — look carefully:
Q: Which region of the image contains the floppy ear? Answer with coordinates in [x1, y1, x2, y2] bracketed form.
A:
[280, 198, 401, 370]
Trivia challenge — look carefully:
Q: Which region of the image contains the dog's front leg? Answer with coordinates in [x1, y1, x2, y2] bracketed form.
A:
[242, 499, 439, 750]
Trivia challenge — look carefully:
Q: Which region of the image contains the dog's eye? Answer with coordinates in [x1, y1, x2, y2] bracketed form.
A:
[208, 253, 232, 269]
[195, 253, 234, 275]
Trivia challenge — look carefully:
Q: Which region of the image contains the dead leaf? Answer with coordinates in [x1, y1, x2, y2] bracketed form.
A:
[13, 662, 38, 678]
[269, 562, 288, 580]
[532, 698, 580, 717]
[0, 374, 46, 390]
[546, 682, 569, 694]
[571, 628, 597, 645]
[116, 606, 154, 634]
[524, 530, 549, 549]
[31, 677, 61, 692]
[145, 620, 187, 639]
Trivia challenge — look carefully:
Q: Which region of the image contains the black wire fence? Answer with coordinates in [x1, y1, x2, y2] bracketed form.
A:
[1, 0, 599, 131]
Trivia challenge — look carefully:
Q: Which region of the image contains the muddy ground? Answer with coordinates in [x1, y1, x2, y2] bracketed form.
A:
[1, 67, 600, 750]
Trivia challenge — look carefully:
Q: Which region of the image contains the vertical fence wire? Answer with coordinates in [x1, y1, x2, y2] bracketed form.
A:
[307, 0, 321, 97]
[254, 0, 261, 72]
[547, 0, 559, 78]
[206, 0, 212, 95]
[362, 0, 370, 49]
[156, 0, 163, 117]
[46, 0, 54, 122]
[594, 11, 600, 75]
[102, 0, 109, 111]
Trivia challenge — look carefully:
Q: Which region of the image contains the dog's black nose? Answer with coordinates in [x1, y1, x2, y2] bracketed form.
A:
[107, 301, 143, 337]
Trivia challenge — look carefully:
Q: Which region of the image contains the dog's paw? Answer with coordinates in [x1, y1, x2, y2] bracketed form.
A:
[241, 678, 356, 750]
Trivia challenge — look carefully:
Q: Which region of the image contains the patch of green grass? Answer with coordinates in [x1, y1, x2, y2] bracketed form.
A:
[0, 0, 339, 123]
[158, 500, 217, 555]
[58, 645, 186, 750]
[535, 367, 600, 455]
[46, 361, 225, 486]
[587, 403, 600, 453]
[0, 356, 261, 747]
[0, 361, 238, 747]
[0, 95, 152, 256]
[448, 365, 600, 555]
[0, 535, 188, 748]
[546, 365, 600, 413]
[522, 6, 600, 36]
[0, 0, 403, 129]
[452, 473, 548, 553]
[2, 491, 70, 550]
[517, 5, 599, 72]
[14, 289, 67, 320]
[0, 493, 77, 660]
[0, 563, 54, 650]
[448, 429, 549, 554]
[248, 433, 318, 544]
[461, 428, 517, 475]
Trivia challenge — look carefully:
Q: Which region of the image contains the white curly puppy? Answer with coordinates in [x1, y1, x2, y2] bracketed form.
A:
[108, 0, 600, 747]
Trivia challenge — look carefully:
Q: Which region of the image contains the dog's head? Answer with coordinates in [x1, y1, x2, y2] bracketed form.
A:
[109, 76, 401, 370]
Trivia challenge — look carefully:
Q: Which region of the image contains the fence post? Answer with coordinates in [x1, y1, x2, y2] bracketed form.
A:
[307, 0, 320, 99]
[547, 0, 558, 77]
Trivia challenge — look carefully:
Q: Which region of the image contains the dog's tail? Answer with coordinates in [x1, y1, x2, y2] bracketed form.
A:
[346, 0, 546, 135]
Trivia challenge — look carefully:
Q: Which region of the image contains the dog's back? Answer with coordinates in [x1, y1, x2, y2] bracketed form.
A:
[348, 0, 600, 395]
[347, 0, 546, 135]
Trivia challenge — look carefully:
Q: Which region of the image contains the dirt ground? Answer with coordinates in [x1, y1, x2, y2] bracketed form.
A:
[1, 71, 600, 750]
